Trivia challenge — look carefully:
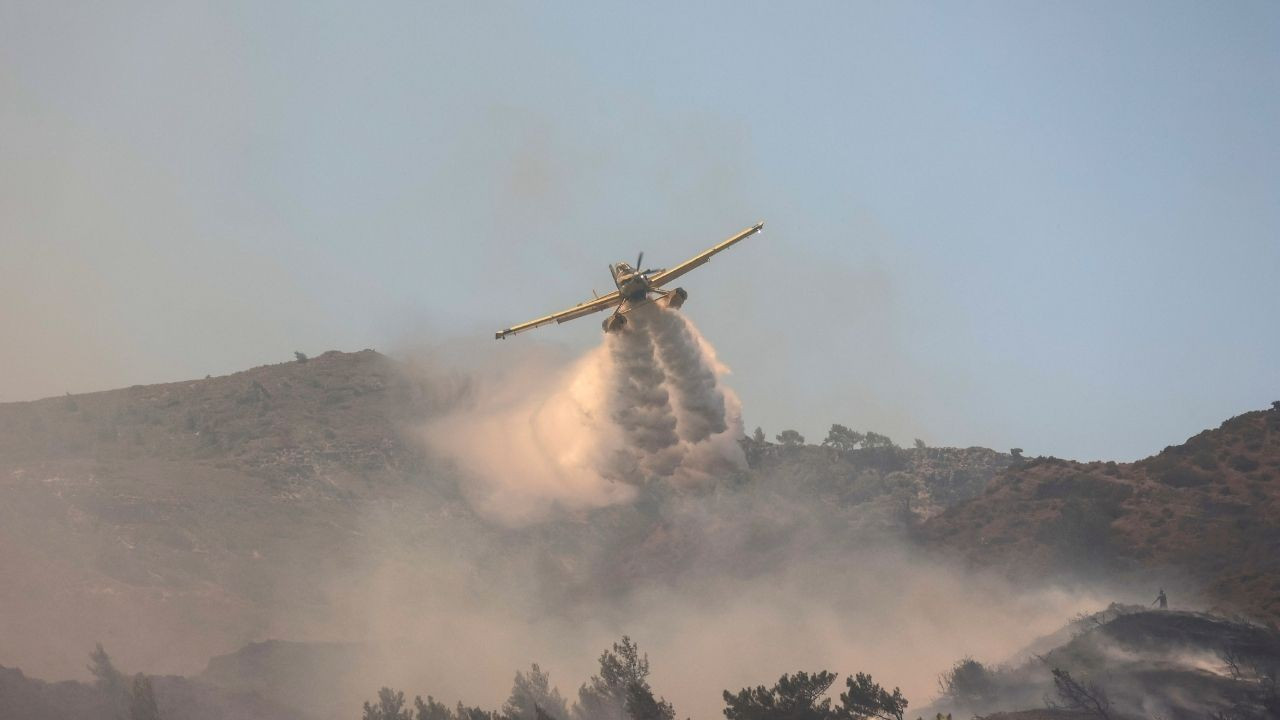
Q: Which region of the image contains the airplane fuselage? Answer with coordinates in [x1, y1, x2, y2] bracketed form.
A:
[610, 262, 653, 300]
[617, 276, 650, 300]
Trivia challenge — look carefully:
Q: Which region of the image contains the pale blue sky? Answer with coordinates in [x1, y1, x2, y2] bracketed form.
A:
[2, 2, 1277, 460]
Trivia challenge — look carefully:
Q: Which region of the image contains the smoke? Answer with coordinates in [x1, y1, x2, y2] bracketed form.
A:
[404, 314, 1112, 719]
[424, 305, 745, 524]
[605, 310, 682, 478]
[420, 345, 634, 525]
[0, 323, 1145, 720]
[635, 305, 746, 486]
[324, 508, 1107, 720]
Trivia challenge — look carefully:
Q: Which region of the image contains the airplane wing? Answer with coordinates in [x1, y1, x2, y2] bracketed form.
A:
[495, 290, 622, 339]
[648, 222, 764, 288]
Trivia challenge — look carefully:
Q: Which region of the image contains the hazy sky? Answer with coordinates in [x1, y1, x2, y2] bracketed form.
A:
[2, 1, 1277, 460]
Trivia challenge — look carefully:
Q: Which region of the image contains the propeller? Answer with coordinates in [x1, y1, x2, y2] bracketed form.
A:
[631, 251, 663, 276]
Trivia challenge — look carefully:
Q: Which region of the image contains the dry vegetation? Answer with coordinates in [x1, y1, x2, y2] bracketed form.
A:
[2, 351, 1279, 720]
[921, 405, 1280, 621]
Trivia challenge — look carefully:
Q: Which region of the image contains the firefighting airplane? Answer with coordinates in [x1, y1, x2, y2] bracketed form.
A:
[495, 222, 764, 339]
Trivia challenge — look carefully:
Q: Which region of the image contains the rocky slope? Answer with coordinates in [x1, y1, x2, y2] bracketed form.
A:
[0, 350, 459, 680]
[920, 405, 1280, 622]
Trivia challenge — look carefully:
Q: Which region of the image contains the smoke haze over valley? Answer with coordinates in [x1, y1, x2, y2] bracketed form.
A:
[3, 334, 1279, 720]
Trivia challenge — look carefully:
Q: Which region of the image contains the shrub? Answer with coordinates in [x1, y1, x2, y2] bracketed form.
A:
[776, 430, 805, 447]
[861, 432, 896, 450]
[1156, 466, 1211, 488]
[1192, 451, 1218, 470]
[937, 658, 996, 708]
[822, 424, 863, 452]
[1230, 455, 1260, 473]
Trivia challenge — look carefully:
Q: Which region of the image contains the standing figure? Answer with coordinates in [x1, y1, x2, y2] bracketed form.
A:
[1153, 588, 1168, 609]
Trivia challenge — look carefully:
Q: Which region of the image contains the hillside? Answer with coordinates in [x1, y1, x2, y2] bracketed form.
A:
[0, 350, 459, 680]
[921, 405, 1280, 621]
[920, 604, 1280, 719]
[3, 349, 1279, 720]
[0, 662, 309, 720]
[0, 348, 426, 483]
[0, 350, 1013, 684]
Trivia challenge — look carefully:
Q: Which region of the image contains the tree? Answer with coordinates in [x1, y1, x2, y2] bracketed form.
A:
[859, 433, 896, 450]
[723, 671, 837, 720]
[1048, 669, 1111, 720]
[415, 696, 454, 720]
[624, 683, 674, 720]
[753, 427, 767, 443]
[822, 425, 864, 452]
[89, 643, 131, 718]
[89, 643, 127, 696]
[130, 674, 161, 720]
[913, 439, 926, 450]
[1010, 448, 1024, 459]
[86, 648, 163, 720]
[504, 664, 568, 720]
[936, 658, 995, 709]
[294, 351, 309, 363]
[574, 637, 673, 720]
[838, 673, 906, 720]
[364, 688, 413, 720]
[723, 672, 907, 720]
[776, 430, 805, 447]
[456, 704, 501, 720]
[361, 689, 503, 720]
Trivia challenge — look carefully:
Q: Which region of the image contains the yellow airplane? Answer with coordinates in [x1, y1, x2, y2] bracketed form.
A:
[495, 222, 764, 339]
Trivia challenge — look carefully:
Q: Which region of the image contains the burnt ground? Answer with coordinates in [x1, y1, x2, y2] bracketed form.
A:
[923, 607, 1280, 719]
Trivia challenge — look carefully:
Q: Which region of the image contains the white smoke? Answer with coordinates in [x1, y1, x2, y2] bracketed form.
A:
[625, 303, 745, 488]
[605, 310, 683, 479]
[423, 305, 745, 524]
[641, 305, 728, 443]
